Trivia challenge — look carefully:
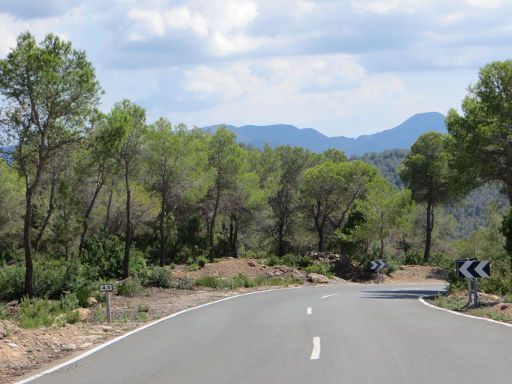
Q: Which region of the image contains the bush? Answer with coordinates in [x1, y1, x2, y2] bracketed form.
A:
[18, 297, 80, 329]
[195, 274, 301, 290]
[173, 277, 195, 290]
[60, 291, 79, 311]
[304, 263, 333, 278]
[188, 263, 199, 271]
[0, 264, 24, 301]
[197, 255, 207, 268]
[144, 267, 171, 288]
[81, 234, 148, 281]
[117, 276, 142, 297]
[266, 255, 280, 267]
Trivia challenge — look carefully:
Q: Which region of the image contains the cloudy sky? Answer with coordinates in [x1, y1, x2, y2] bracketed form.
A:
[0, 0, 510, 137]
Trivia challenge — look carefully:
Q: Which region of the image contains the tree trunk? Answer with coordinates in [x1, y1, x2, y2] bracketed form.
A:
[104, 180, 114, 232]
[379, 214, 384, 259]
[208, 184, 221, 261]
[229, 214, 238, 258]
[423, 199, 434, 264]
[123, 163, 131, 279]
[159, 183, 167, 267]
[34, 177, 57, 252]
[78, 181, 104, 257]
[277, 219, 285, 256]
[23, 191, 34, 298]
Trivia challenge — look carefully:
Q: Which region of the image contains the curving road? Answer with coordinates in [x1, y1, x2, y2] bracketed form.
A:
[22, 283, 512, 384]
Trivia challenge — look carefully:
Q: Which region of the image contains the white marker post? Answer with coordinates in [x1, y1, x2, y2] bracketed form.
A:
[100, 284, 114, 323]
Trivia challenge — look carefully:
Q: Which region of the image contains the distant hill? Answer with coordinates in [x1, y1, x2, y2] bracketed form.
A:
[204, 112, 447, 156]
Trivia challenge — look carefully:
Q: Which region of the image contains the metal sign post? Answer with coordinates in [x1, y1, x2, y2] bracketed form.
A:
[456, 259, 489, 307]
[369, 259, 387, 283]
[100, 284, 114, 323]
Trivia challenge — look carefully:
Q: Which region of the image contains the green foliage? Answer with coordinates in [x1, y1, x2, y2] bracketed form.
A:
[265, 254, 313, 268]
[197, 255, 207, 268]
[194, 274, 301, 289]
[117, 277, 142, 297]
[18, 297, 82, 329]
[304, 263, 333, 278]
[144, 267, 171, 288]
[81, 234, 147, 280]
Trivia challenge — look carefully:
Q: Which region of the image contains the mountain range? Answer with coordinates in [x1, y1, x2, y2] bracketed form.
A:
[204, 112, 447, 156]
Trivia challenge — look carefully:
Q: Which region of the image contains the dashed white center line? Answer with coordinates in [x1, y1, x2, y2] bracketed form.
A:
[307, 307, 312, 315]
[321, 293, 339, 299]
[310, 337, 321, 360]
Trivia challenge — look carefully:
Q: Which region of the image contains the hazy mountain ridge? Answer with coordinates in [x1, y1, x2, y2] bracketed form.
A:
[204, 112, 447, 156]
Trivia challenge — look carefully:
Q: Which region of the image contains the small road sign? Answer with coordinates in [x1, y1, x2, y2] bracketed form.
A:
[457, 260, 490, 279]
[100, 284, 114, 292]
[369, 259, 387, 271]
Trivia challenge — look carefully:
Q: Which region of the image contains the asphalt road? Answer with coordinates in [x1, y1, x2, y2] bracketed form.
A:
[24, 283, 512, 384]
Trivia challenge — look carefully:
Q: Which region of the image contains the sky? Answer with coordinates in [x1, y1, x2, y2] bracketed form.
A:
[0, 0, 511, 137]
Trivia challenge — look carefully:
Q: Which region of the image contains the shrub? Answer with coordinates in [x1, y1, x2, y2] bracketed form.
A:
[144, 267, 171, 288]
[60, 291, 79, 311]
[0, 264, 24, 301]
[18, 297, 80, 329]
[174, 277, 195, 290]
[197, 255, 207, 268]
[305, 263, 333, 278]
[188, 263, 199, 271]
[298, 256, 314, 268]
[266, 255, 280, 267]
[117, 276, 142, 297]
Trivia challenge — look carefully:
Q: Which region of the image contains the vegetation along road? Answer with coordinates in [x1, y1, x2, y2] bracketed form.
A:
[17, 283, 512, 384]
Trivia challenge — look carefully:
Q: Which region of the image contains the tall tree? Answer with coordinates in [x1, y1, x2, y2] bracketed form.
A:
[343, 177, 413, 259]
[303, 160, 377, 252]
[400, 132, 454, 263]
[203, 128, 245, 259]
[446, 60, 512, 264]
[109, 100, 146, 278]
[0, 33, 101, 296]
[146, 120, 210, 266]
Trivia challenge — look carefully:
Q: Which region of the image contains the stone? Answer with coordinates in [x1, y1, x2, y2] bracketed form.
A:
[248, 260, 257, 267]
[7, 342, 18, 348]
[307, 273, 330, 284]
[500, 304, 509, 310]
[87, 297, 98, 306]
[63, 344, 77, 351]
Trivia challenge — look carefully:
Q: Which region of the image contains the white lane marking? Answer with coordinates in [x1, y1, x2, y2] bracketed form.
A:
[307, 307, 312, 315]
[310, 337, 321, 360]
[15, 287, 301, 384]
[321, 293, 339, 299]
[419, 296, 512, 329]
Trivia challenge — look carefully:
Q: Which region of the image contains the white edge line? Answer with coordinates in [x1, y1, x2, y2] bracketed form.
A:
[321, 293, 339, 299]
[306, 307, 312, 315]
[419, 295, 512, 329]
[310, 337, 321, 360]
[15, 287, 301, 384]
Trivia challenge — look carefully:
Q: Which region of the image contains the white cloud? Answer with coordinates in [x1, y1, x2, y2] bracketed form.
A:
[180, 54, 406, 135]
[127, 7, 208, 41]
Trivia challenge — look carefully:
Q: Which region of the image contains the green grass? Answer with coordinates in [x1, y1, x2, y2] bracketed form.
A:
[18, 297, 80, 329]
[194, 274, 301, 290]
[304, 263, 334, 278]
[433, 292, 512, 323]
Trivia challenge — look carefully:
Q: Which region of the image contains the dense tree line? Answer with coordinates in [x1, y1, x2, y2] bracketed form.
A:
[1, 33, 512, 299]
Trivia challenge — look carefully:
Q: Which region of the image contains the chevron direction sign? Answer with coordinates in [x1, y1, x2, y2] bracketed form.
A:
[457, 260, 490, 278]
[369, 259, 387, 271]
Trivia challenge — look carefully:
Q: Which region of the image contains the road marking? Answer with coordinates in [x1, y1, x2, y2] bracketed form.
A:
[419, 296, 512, 329]
[15, 287, 301, 384]
[321, 293, 339, 299]
[310, 337, 321, 360]
[307, 307, 312, 315]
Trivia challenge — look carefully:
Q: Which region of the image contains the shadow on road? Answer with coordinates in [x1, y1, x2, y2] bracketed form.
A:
[360, 289, 445, 300]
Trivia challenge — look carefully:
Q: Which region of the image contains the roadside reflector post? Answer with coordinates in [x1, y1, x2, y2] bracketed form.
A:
[473, 278, 478, 307]
[467, 278, 472, 305]
[100, 284, 114, 323]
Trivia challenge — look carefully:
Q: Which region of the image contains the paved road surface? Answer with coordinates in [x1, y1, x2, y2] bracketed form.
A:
[25, 283, 512, 384]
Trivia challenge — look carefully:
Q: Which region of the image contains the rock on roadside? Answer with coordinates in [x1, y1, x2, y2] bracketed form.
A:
[307, 273, 330, 284]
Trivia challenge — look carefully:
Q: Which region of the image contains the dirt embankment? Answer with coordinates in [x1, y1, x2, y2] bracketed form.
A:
[1, 258, 446, 383]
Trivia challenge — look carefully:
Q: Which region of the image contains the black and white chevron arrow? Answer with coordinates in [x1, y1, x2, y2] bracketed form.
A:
[369, 259, 387, 271]
[457, 260, 490, 278]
